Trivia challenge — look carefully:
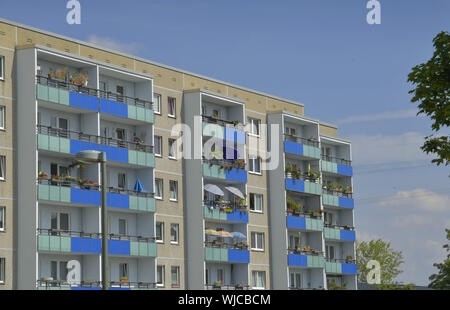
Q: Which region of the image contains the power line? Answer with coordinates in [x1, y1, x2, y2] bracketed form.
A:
[355, 187, 450, 205]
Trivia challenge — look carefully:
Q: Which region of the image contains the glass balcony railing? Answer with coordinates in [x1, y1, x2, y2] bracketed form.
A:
[205, 283, 250, 290]
[287, 247, 324, 257]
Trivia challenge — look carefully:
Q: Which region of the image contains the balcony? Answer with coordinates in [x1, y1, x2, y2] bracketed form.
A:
[321, 155, 352, 176]
[202, 116, 246, 144]
[285, 173, 322, 196]
[205, 283, 250, 290]
[37, 125, 154, 168]
[286, 215, 323, 232]
[36, 280, 156, 290]
[36, 76, 154, 123]
[37, 229, 157, 257]
[325, 259, 357, 275]
[37, 179, 155, 213]
[324, 224, 356, 242]
[287, 248, 325, 268]
[284, 134, 320, 159]
[203, 200, 248, 223]
[204, 241, 250, 264]
[202, 159, 247, 183]
[322, 187, 354, 209]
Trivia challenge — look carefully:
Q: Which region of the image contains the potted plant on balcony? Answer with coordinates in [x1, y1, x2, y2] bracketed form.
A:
[335, 183, 343, 192]
[56, 68, 68, 81]
[236, 159, 245, 170]
[285, 164, 293, 179]
[120, 277, 129, 283]
[70, 72, 88, 87]
[212, 112, 219, 119]
[293, 168, 302, 180]
[231, 120, 240, 126]
[344, 186, 352, 194]
[51, 174, 63, 182]
[308, 169, 320, 183]
[346, 255, 353, 263]
[48, 68, 55, 79]
[38, 171, 48, 179]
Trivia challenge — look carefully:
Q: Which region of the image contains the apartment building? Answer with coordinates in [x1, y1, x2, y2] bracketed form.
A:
[0, 18, 357, 290]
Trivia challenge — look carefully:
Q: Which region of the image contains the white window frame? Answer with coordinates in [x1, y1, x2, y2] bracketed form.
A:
[0, 206, 4, 232]
[50, 260, 69, 282]
[168, 138, 177, 159]
[154, 136, 162, 157]
[118, 172, 127, 189]
[0, 106, 5, 130]
[169, 180, 178, 202]
[0, 155, 5, 181]
[51, 212, 70, 232]
[248, 117, 261, 137]
[290, 271, 302, 289]
[157, 265, 165, 287]
[248, 156, 262, 175]
[0, 56, 4, 81]
[119, 263, 129, 279]
[252, 271, 266, 290]
[156, 222, 164, 243]
[249, 193, 263, 213]
[251, 232, 264, 251]
[153, 93, 161, 115]
[155, 178, 163, 200]
[0, 258, 4, 284]
[118, 218, 127, 236]
[168, 97, 176, 118]
[170, 223, 179, 244]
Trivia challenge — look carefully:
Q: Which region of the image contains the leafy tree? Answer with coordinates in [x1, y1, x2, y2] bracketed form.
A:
[356, 239, 405, 284]
[408, 31, 450, 166]
[429, 229, 450, 289]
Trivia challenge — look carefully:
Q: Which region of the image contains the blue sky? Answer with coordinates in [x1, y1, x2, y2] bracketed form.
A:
[2, 0, 449, 285]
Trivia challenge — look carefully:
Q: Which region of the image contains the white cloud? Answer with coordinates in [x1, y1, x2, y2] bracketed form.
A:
[356, 230, 383, 242]
[348, 132, 429, 166]
[379, 189, 450, 213]
[336, 109, 420, 125]
[87, 35, 142, 54]
[391, 214, 434, 228]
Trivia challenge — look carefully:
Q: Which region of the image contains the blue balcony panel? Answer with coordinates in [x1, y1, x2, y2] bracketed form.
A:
[226, 210, 248, 223]
[340, 230, 356, 242]
[285, 179, 305, 192]
[70, 188, 101, 205]
[288, 254, 307, 267]
[108, 240, 131, 256]
[71, 237, 101, 254]
[225, 168, 247, 183]
[284, 141, 303, 156]
[342, 263, 357, 274]
[224, 127, 246, 144]
[337, 164, 353, 176]
[286, 216, 306, 229]
[338, 197, 354, 209]
[107, 193, 130, 209]
[228, 249, 250, 263]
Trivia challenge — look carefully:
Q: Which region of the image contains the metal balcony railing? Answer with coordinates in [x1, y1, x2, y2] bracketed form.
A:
[204, 240, 249, 251]
[324, 223, 355, 231]
[205, 284, 250, 290]
[326, 258, 357, 264]
[37, 178, 155, 198]
[202, 115, 243, 128]
[37, 75, 153, 110]
[284, 134, 320, 148]
[321, 154, 352, 166]
[285, 172, 321, 183]
[37, 279, 157, 289]
[322, 187, 353, 198]
[37, 125, 154, 153]
[287, 247, 324, 257]
[203, 158, 246, 170]
[37, 228, 156, 243]
[286, 210, 323, 219]
[204, 199, 247, 211]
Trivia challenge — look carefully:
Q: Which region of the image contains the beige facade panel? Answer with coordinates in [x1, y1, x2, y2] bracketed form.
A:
[17, 28, 78, 55]
[247, 189, 269, 227]
[154, 171, 183, 217]
[0, 98, 14, 148]
[319, 124, 338, 137]
[153, 89, 183, 133]
[79, 45, 134, 69]
[0, 23, 16, 49]
[249, 227, 270, 265]
[155, 258, 185, 290]
[136, 62, 183, 91]
[229, 87, 267, 113]
[155, 214, 184, 259]
[184, 74, 228, 95]
[0, 250, 13, 290]
[249, 265, 271, 290]
[267, 97, 304, 116]
[0, 149, 13, 199]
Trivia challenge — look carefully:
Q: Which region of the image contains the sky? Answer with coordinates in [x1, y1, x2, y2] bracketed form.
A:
[1, 0, 449, 285]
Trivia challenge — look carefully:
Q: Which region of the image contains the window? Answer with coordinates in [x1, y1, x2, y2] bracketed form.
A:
[118, 173, 126, 189]
[168, 138, 177, 159]
[170, 223, 179, 244]
[205, 269, 209, 285]
[156, 222, 164, 243]
[251, 232, 264, 251]
[0, 56, 4, 81]
[168, 97, 176, 117]
[157, 265, 165, 287]
[252, 271, 266, 289]
[154, 136, 162, 157]
[0, 106, 5, 130]
[217, 269, 224, 283]
[0, 258, 4, 284]
[248, 156, 262, 174]
[290, 272, 302, 289]
[51, 212, 70, 232]
[326, 245, 335, 260]
[169, 180, 178, 201]
[118, 219, 127, 236]
[155, 179, 163, 200]
[324, 212, 333, 225]
[153, 93, 161, 115]
[0, 155, 5, 181]
[285, 126, 296, 136]
[0, 207, 4, 231]
[116, 85, 125, 102]
[289, 234, 300, 249]
[249, 193, 263, 213]
[171, 266, 180, 287]
[119, 263, 128, 279]
[51, 260, 68, 281]
[248, 117, 261, 136]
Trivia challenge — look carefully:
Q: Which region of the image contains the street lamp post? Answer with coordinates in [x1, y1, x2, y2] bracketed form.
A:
[75, 151, 108, 290]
